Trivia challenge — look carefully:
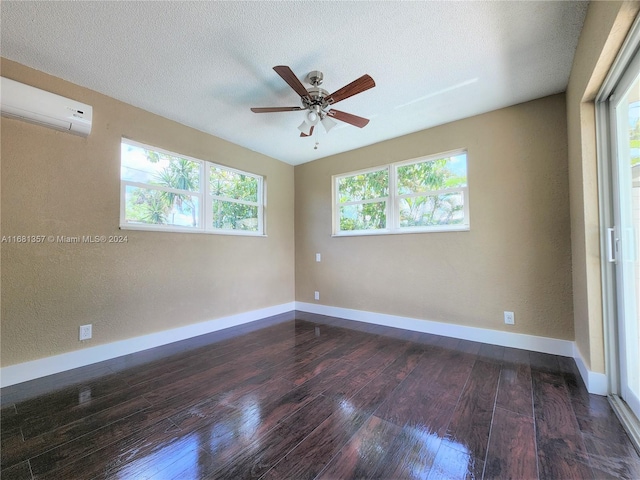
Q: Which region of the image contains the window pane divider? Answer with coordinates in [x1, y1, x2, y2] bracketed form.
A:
[122, 180, 200, 196]
[210, 195, 259, 207]
[397, 186, 467, 198]
[338, 197, 389, 207]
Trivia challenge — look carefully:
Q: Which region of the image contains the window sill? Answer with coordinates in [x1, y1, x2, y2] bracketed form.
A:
[332, 225, 470, 237]
[120, 224, 266, 237]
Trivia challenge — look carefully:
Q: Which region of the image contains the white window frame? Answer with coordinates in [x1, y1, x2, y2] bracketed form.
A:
[333, 165, 391, 235]
[120, 139, 265, 236]
[332, 149, 469, 236]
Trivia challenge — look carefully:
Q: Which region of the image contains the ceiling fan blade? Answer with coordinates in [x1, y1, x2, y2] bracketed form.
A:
[273, 66, 310, 99]
[327, 109, 370, 128]
[300, 125, 315, 137]
[326, 74, 375, 105]
[251, 107, 303, 113]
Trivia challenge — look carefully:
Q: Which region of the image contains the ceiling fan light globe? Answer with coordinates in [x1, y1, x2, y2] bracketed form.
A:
[321, 116, 337, 133]
[297, 120, 312, 135]
[306, 111, 319, 125]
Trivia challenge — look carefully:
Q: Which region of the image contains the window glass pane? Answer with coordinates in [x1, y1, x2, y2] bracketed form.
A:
[339, 202, 387, 231]
[210, 167, 258, 202]
[121, 143, 200, 192]
[397, 154, 467, 195]
[124, 185, 200, 227]
[212, 200, 259, 231]
[338, 169, 388, 202]
[399, 193, 464, 227]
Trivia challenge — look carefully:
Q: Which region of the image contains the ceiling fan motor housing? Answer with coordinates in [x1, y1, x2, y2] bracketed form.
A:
[302, 85, 330, 110]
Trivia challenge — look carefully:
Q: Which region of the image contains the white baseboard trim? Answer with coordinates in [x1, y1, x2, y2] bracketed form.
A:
[296, 302, 574, 355]
[0, 302, 295, 388]
[573, 344, 608, 395]
[295, 302, 608, 396]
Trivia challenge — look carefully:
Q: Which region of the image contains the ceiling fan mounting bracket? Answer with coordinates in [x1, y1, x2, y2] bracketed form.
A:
[305, 70, 323, 87]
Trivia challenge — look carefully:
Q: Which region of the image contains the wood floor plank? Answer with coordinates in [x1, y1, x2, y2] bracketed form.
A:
[381, 342, 425, 381]
[427, 443, 484, 480]
[275, 350, 339, 386]
[477, 344, 504, 364]
[484, 407, 537, 480]
[1, 363, 115, 407]
[0, 405, 18, 430]
[320, 349, 398, 402]
[373, 423, 442, 480]
[20, 386, 151, 440]
[582, 432, 640, 479]
[502, 346, 531, 365]
[529, 351, 560, 374]
[203, 394, 337, 479]
[1, 395, 152, 470]
[316, 415, 402, 480]
[445, 359, 500, 462]
[141, 444, 219, 480]
[349, 372, 404, 416]
[1, 431, 26, 470]
[375, 347, 474, 438]
[29, 418, 180, 478]
[532, 370, 594, 479]
[495, 360, 533, 417]
[0, 460, 32, 480]
[261, 403, 370, 480]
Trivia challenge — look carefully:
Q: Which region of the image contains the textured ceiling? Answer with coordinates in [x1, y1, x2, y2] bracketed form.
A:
[1, 1, 588, 165]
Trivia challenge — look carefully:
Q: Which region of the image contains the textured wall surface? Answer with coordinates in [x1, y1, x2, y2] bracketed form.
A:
[295, 94, 574, 340]
[566, 1, 640, 374]
[1, 59, 295, 367]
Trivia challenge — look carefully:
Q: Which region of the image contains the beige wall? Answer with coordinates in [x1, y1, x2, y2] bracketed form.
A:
[566, 1, 640, 374]
[295, 94, 574, 340]
[0, 59, 295, 367]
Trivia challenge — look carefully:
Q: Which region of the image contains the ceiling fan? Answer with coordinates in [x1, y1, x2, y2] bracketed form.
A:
[251, 66, 375, 137]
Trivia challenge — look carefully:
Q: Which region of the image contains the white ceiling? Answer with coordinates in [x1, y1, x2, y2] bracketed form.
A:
[1, 1, 588, 166]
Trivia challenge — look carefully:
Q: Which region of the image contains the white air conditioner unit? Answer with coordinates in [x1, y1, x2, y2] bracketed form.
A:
[1, 77, 92, 136]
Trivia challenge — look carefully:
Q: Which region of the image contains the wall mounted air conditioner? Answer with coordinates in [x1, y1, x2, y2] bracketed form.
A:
[1, 77, 92, 136]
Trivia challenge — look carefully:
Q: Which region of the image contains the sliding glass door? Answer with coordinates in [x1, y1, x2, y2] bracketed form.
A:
[610, 48, 640, 422]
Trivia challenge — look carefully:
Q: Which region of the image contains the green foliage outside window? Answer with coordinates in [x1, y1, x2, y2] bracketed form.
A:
[121, 141, 262, 233]
[336, 153, 468, 233]
[338, 169, 388, 231]
[397, 158, 466, 227]
[125, 149, 200, 227]
[210, 167, 259, 231]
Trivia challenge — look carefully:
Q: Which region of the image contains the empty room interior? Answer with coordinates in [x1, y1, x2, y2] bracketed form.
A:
[2, 1, 640, 479]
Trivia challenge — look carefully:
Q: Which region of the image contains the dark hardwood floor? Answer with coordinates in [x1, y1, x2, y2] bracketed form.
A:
[1, 311, 639, 479]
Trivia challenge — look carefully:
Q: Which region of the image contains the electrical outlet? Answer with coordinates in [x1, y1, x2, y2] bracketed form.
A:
[315, 253, 321, 262]
[504, 311, 515, 325]
[79, 324, 92, 341]
[314, 291, 320, 301]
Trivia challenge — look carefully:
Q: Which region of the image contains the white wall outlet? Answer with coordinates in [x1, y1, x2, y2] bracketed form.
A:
[314, 291, 320, 301]
[504, 311, 515, 325]
[79, 324, 92, 341]
[316, 253, 321, 262]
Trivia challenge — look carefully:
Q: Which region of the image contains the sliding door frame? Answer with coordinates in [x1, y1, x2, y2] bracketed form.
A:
[596, 13, 640, 453]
